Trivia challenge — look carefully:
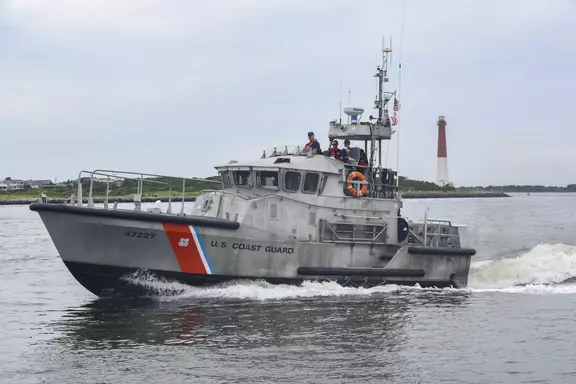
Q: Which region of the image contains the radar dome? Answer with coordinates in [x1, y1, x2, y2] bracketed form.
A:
[343, 107, 364, 117]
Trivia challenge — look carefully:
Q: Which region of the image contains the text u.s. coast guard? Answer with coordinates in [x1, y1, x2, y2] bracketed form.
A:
[210, 241, 294, 254]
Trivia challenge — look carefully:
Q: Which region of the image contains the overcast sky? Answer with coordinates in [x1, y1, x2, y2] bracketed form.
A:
[1, 0, 575, 186]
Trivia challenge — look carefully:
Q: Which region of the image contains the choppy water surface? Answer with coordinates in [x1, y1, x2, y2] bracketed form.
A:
[1, 193, 576, 383]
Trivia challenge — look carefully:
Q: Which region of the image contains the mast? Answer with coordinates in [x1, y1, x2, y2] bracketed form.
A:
[374, 38, 392, 126]
[372, 38, 393, 170]
[327, 39, 398, 199]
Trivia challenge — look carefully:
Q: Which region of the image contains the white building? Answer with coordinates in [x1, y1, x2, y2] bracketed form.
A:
[0, 179, 24, 191]
[26, 180, 56, 189]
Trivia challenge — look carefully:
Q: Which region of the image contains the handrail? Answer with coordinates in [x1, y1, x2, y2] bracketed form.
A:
[86, 171, 173, 211]
[251, 192, 400, 217]
[409, 229, 425, 245]
[423, 207, 430, 245]
[74, 169, 222, 213]
[425, 218, 453, 226]
[333, 212, 386, 221]
[420, 208, 459, 247]
[321, 220, 388, 244]
[190, 189, 403, 220]
[342, 162, 369, 168]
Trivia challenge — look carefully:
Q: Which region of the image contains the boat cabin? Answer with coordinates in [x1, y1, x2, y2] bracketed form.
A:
[215, 145, 398, 201]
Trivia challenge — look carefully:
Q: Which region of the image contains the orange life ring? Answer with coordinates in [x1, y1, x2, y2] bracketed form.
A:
[346, 171, 368, 197]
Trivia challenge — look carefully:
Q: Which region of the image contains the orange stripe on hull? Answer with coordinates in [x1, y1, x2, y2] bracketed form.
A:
[162, 223, 207, 274]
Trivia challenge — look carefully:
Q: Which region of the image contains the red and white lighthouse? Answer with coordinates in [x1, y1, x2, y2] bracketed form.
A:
[436, 116, 449, 186]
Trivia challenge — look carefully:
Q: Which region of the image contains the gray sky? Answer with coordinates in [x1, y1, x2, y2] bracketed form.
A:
[1, 0, 575, 186]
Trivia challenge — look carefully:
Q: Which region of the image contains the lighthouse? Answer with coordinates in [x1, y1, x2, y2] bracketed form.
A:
[436, 115, 449, 186]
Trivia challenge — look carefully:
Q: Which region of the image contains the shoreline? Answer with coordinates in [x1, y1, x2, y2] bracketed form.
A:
[0, 192, 511, 206]
[401, 191, 510, 199]
[0, 196, 196, 206]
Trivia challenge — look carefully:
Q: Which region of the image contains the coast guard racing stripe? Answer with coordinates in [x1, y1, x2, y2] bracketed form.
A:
[162, 223, 213, 274]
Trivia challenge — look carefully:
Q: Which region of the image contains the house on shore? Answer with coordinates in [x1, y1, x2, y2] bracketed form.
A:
[0, 178, 25, 191]
[0, 178, 59, 191]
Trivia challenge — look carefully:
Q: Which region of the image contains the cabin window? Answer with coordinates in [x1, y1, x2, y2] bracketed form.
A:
[256, 170, 279, 189]
[233, 170, 252, 187]
[318, 174, 328, 195]
[303, 172, 320, 193]
[284, 171, 301, 192]
[220, 171, 233, 188]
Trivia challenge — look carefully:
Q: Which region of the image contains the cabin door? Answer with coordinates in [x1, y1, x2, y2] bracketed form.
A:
[295, 207, 317, 242]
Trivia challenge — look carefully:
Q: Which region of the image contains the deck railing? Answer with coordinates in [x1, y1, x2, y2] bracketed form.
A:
[74, 169, 221, 214]
[417, 207, 459, 247]
[319, 219, 388, 244]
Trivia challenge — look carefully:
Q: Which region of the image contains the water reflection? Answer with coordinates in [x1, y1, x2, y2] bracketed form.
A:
[49, 298, 206, 348]
[38, 290, 473, 383]
[48, 290, 471, 350]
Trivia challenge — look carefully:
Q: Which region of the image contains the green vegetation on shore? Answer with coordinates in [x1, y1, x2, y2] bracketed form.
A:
[1, 175, 575, 201]
[398, 177, 451, 192]
[398, 177, 576, 193]
[460, 184, 576, 193]
[0, 176, 221, 201]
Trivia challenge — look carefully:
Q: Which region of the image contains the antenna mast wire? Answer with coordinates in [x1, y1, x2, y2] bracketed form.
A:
[339, 78, 343, 123]
[396, 0, 408, 190]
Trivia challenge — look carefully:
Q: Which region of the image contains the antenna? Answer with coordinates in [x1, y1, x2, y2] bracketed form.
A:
[382, 35, 385, 62]
[339, 78, 343, 124]
[375, 52, 379, 98]
[390, 36, 393, 69]
[348, 90, 351, 124]
[374, 35, 392, 124]
[396, 0, 408, 192]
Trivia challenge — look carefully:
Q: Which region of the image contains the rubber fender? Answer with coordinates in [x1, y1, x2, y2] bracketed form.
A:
[397, 217, 409, 243]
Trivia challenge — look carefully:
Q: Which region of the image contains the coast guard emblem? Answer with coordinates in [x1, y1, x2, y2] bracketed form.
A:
[178, 237, 190, 247]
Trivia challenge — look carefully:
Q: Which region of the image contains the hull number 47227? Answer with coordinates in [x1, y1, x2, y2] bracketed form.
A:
[124, 231, 156, 239]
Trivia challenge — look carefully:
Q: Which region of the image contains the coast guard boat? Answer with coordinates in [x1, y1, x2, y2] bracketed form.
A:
[30, 47, 476, 297]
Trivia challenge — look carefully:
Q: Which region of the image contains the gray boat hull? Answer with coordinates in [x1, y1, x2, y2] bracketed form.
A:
[30, 203, 474, 297]
[61, 261, 461, 297]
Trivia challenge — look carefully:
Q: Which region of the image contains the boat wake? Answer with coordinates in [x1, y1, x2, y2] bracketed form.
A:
[467, 243, 576, 294]
[122, 243, 576, 300]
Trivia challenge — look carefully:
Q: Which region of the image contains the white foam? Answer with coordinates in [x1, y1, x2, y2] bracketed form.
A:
[467, 284, 576, 295]
[123, 270, 410, 301]
[122, 243, 576, 300]
[468, 243, 576, 289]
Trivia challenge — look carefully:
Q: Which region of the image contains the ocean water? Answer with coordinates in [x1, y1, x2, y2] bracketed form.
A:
[1, 193, 576, 383]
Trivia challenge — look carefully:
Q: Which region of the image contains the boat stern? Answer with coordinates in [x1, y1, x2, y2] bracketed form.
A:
[384, 245, 475, 288]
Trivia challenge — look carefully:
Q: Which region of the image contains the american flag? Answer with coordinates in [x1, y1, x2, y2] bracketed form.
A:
[391, 97, 399, 126]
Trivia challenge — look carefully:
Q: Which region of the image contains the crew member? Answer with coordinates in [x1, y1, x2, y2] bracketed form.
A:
[304, 131, 322, 154]
[329, 139, 341, 159]
[339, 139, 351, 162]
[357, 151, 368, 174]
